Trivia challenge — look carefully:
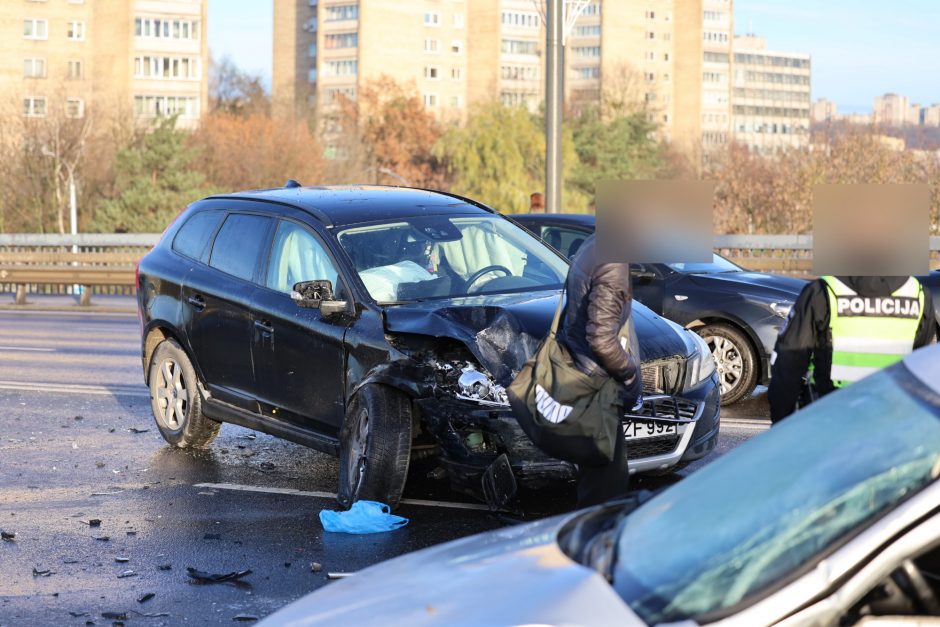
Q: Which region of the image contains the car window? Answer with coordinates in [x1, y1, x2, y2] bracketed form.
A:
[208, 213, 273, 282]
[612, 364, 940, 625]
[667, 253, 742, 274]
[541, 226, 589, 259]
[172, 210, 222, 262]
[265, 221, 342, 296]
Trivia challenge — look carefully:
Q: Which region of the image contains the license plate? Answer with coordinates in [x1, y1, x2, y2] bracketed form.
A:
[623, 420, 677, 440]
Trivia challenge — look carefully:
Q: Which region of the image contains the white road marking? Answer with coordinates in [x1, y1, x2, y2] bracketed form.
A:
[0, 379, 150, 398]
[721, 419, 771, 431]
[0, 346, 55, 352]
[194, 482, 495, 511]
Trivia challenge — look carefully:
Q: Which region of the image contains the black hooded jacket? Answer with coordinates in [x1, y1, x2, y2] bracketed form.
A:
[768, 276, 936, 422]
[556, 236, 638, 385]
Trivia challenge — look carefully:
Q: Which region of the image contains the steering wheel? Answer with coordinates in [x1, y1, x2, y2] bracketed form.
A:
[465, 265, 513, 292]
[896, 559, 940, 614]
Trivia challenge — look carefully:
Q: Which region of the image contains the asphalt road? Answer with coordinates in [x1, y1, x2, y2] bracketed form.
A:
[0, 310, 769, 626]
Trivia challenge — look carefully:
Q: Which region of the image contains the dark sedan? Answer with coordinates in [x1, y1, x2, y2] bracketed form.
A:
[137, 185, 720, 509]
[513, 213, 807, 404]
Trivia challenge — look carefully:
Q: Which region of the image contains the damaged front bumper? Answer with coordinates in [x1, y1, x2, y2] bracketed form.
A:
[415, 370, 721, 499]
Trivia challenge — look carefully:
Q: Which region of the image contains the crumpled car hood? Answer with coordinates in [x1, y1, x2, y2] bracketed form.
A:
[258, 512, 642, 627]
[383, 289, 692, 385]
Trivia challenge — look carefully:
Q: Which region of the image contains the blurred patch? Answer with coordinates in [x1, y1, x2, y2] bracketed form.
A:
[596, 180, 714, 264]
[813, 184, 930, 276]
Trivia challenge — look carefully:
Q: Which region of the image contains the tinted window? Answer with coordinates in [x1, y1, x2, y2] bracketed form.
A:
[209, 213, 272, 282]
[266, 221, 342, 295]
[172, 211, 222, 261]
[540, 225, 590, 259]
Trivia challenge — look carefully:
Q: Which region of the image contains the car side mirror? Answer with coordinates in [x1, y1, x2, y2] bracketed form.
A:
[632, 269, 656, 283]
[291, 280, 349, 316]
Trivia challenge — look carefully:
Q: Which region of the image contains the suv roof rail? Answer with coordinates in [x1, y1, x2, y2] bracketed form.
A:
[284, 179, 302, 189]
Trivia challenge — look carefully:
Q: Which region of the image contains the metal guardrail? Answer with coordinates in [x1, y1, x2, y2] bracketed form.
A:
[1, 233, 938, 305]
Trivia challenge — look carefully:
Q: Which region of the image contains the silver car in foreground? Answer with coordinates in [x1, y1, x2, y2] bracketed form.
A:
[262, 345, 940, 627]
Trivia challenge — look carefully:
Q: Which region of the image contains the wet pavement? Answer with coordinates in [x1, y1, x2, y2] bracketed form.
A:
[0, 311, 768, 626]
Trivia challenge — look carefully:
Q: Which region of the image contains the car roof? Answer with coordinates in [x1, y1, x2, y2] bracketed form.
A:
[206, 185, 496, 228]
[512, 213, 596, 228]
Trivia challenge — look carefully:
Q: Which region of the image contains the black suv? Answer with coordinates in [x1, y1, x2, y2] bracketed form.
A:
[137, 185, 720, 508]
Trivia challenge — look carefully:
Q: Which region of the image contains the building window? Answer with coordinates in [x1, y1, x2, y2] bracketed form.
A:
[67, 21, 86, 40]
[134, 17, 200, 40]
[134, 56, 201, 80]
[572, 24, 600, 37]
[423, 93, 438, 107]
[324, 32, 357, 49]
[573, 46, 600, 57]
[424, 38, 439, 53]
[451, 40, 463, 54]
[324, 4, 358, 21]
[453, 13, 464, 28]
[323, 59, 358, 77]
[23, 97, 47, 117]
[451, 67, 463, 80]
[501, 11, 540, 29]
[424, 12, 440, 27]
[501, 64, 539, 81]
[23, 19, 48, 40]
[574, 66, 599, 80]
[451, 95, 462, 108]
[501, 39, 538, 55]
[68, 59, 83, 80]
[23, 58, 46, 78]
[134, 95, 200, 119]
[424, 66, 439, 80]
[65, 97, 84, 119]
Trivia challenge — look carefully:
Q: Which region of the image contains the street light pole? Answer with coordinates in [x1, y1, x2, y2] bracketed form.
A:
[545, 0, 564, 214]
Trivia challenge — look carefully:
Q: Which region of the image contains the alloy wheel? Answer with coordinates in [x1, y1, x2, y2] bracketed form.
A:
[346, 408, 370, 497]
[154, 358, 188, 430]
[704, 335, 744, 396]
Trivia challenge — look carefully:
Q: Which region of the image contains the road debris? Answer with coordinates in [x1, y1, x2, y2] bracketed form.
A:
[68, 611, 88, 617]
[137, 592, 154, 604]
[32, 568, 53, 577]
[117, 570, 137, 579]
[88, 519, 101, 527]
[0, 530, 15, 541]
[157, 564, 172, 571]
[74, 415, 83, 421]
[101, 611, 127, 620]
[258, 461, 277, 471]
[94, 536, 110, 542]
[186, 567, 252, 585]
[114, 557, 130, 563]
[203, 533, 221, 540]
[327, 572, 354, 580]
[310, 562, 322, 573]
[233, 614, 259, 622]
[127, 427, 149, 434]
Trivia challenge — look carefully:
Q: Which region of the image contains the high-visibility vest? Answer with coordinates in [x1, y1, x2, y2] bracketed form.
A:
[822, 275, 924, 387]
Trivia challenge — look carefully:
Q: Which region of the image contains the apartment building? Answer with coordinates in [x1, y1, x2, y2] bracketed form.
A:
[274, 0, 705, 151]
[700, 0, 732, 152]
[274, 0, 470, 120]
[873, 93, 909, 127]
[730, 35, 810, 155]
[0, 0, 208, 129]
[810, 97, 837, 123]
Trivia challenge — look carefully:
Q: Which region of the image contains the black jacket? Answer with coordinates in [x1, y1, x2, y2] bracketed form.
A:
[557, 236, 638, 384]
[768, 276, 936, 422]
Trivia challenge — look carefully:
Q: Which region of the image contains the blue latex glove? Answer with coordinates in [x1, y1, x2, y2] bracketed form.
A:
[319, 500, 408, 534]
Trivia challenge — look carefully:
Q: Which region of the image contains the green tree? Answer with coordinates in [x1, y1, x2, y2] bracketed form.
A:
[92, 116, 211, 232]
[569, 105, 663, 200]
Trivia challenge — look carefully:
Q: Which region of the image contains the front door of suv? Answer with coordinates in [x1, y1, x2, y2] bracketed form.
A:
[185, 211, 274, 411]
[250, 219, 348, 433]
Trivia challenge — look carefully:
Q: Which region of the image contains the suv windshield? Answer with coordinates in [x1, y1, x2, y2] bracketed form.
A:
[613, 364, 940, 624]
[336, 215, 568, 303]
[668, 254, 742, 274]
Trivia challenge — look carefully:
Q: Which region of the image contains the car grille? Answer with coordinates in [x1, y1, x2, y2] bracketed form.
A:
[623, 396, 699, 460]
[640, 356, 685, 395]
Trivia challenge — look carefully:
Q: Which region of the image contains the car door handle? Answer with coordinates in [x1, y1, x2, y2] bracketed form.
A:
[187, 294, 206, 311]
[254, 319, 274, 334]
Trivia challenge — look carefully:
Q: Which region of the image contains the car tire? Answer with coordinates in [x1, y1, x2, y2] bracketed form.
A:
[337, 384, 412, 510]
[696, 323, 757, 406]
[148, 339, 220, 449]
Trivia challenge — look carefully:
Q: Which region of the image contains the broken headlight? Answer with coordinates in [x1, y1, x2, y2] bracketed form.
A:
[437, 362, 509, 407]
[685, 331, 717, 388]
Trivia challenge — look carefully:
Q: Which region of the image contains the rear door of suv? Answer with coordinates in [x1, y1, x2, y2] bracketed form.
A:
[183, 204, 275, 411]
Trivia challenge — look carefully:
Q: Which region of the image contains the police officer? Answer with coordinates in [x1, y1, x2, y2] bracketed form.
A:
[769, 275, 936, 422]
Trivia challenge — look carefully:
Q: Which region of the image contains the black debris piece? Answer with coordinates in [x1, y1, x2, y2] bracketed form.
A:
[126, 531, 137, 536]
[94, 536, 110, 542]
[1, 530, 14, 541]
[233, 614, 259, 622]
[117, 570, 137, 579]
[283, 562, 291, 568]
[114, 557, 130, 563]
[74, 415, 83, 421]
[63, 559, 80, 564]
[137, 593, 155, 604]
[127, 428, 149, 434]
[88, 519, 101, 527]
[108, 428, 115, 433]
[157, 564, 172, 571]
[186, 567, 252, 585]
[258, 462, 276, 471]
[32, 568, 53, 577]
[68, 611, 88, 617]
[203, 533, 221, 540]
[101, 611, 127, 620]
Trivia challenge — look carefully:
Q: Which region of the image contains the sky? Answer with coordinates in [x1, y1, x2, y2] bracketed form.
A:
[208, 0, 940, 113]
